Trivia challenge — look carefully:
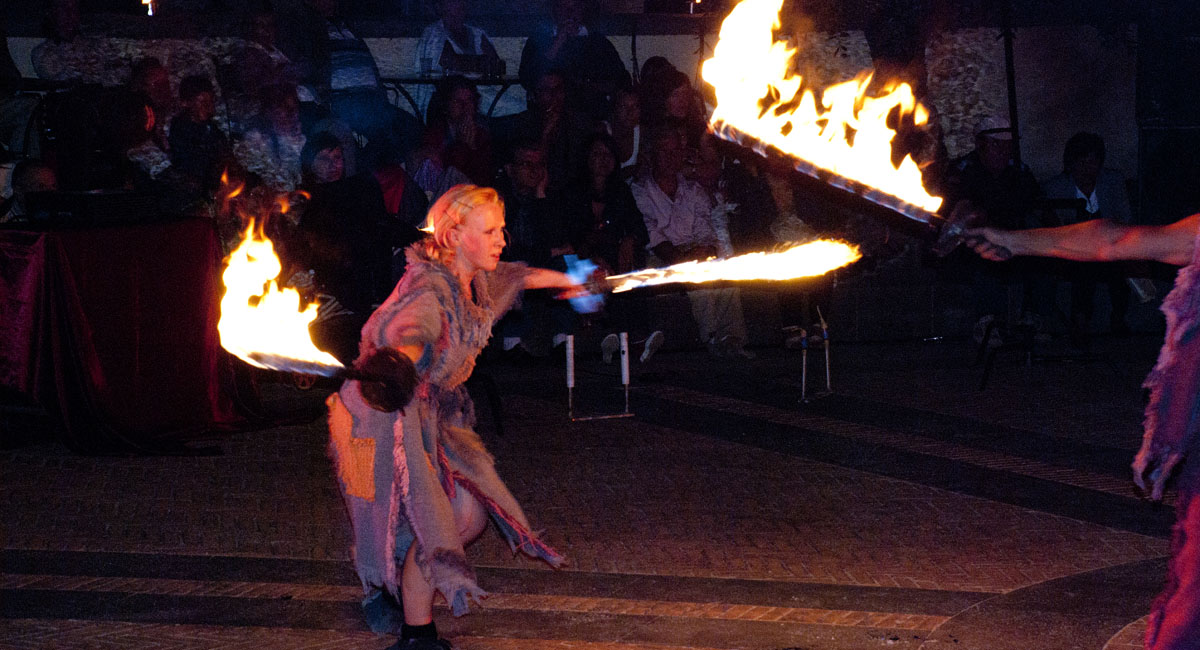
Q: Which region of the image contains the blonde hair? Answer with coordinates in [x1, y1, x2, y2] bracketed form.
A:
[423, 184, 504, 263]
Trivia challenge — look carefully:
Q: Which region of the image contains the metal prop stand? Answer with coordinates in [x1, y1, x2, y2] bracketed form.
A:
[566, 333, 634, 421]
[798, 308, 833, 403]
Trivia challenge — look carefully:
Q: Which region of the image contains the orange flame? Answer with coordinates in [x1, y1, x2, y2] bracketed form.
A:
[607, 240, 861, 293]
[217, 220, 344, 376]
[701, 0, 942, 215]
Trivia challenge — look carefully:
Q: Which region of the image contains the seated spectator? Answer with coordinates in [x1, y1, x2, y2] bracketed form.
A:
[169, 75, 235, 195]
[692, 134, 779, 255]
[415, 0, 502, 78]
[632, 119, 752, 359]
[299, 0, 421, 170]
[373, 162, 429, 228]
[0, 158, 57, 223]
[31, 0, 127, 87]
[129, 57, 177, 146]
[493, 139, 576, 357]
[943, 114, 1044, 340]
[517, 0, 630, 121]
[107, 89, 202, 216]
[599, 85, 641, 178]
[410, 75, 493, 192]
[638, 56, 677, 89]
[1042, 131, 1135, 338]
[640, 68, 707, 150]
[232, 4, 360, 176]
[492, 68, 590, 197]
[412, 0, 505, 119]
[1, 19, 40, 157]
[226, 7, 304, 129]
[234, 83, 307, 191]
[567, 132, 647, 275]
[287, 132, 423, 363]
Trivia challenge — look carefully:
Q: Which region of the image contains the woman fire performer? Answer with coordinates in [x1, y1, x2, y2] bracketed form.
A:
[966, 215, 1200, 650]
[327, 184, 584, 649]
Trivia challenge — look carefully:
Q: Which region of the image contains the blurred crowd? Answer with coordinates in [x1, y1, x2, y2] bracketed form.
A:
[0, 0, 1142, 359]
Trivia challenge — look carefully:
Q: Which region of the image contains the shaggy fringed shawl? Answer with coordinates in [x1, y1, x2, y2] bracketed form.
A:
[328, 245, 564, 623]
[1144, 225, 1200, 491]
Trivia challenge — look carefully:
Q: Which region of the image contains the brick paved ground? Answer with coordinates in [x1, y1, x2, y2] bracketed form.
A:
[0, 334, 1177, 649]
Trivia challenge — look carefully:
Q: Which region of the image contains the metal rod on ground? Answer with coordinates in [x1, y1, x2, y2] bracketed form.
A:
[823, 328, 831, 392]
[620, 332, 630, 414]
[818, 306, 831, 393]
[800, 331, 808, 402]
[566, 335, 575, 420]
[568, 332, 635, 422]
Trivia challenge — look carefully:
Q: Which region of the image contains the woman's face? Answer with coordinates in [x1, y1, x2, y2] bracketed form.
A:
[454, 202, 506, 274]
[447, 87, 477, 123]
[614, 91, 639, 126]
[588, 140, 616, 179]
[311, 146, 344, 183]
[268, 95, 301, 133]
[665, 84, 692, 119]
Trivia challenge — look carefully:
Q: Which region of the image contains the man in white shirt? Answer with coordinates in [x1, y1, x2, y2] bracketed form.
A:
[631, 120, 752, 359]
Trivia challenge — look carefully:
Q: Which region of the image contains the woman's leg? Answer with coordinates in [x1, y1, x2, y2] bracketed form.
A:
[399, 484, 489, 625]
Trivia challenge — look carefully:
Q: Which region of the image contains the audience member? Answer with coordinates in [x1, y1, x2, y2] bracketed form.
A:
[566, 132, 661, 364]
[693, 134, 778, 255]
[943, 114, 1044, 336]
[31, 0, 127, 87]
[373, 162, 430, 228]
[599, 85, 641, 178]
[415, 0, 502, 78]
[492, 68, 590, 197]
[639, 68, 707, 149]
[411, 75, 493, 192]
[1042, 131, 1135, 338]
[234, 83, 307, 191]
[108, 89, 202, 215]
[493, 139, 576, 357]
[566, 132, 648, 275]
[638, 55, 677, 88]
[517, 0, 629, 120]
[0, 159, 57, 223]
[412, 0, 504, 119]
[631, 119, 752, 359]
[129, 57, 177, 145]
[226, 7, 305, 129]
[286, 132, 423, 363]
[169, 75, 235, 195]
[944, 115, 1042, 230]
[1, 19, 40, 157]
[300, 0, 420, 170]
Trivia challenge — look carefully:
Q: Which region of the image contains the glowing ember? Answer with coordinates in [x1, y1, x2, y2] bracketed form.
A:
[701, 0, 943, 216]
[217, 221, 344, 376]
[607, 240, 861, 293]
[141, 0, 156, 16]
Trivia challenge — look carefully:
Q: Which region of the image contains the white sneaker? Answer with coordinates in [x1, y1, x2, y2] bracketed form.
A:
[601, 333, 619, 364]
[640, 331, 664, 363]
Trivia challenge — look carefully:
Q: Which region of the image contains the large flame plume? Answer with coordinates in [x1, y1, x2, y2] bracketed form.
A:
[607, 240, 861, 293]
[217, 183, 344, 377]
[701, 0, 943, 217]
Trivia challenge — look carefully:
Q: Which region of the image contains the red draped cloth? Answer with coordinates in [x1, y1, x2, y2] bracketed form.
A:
[0, 219, 238, 453]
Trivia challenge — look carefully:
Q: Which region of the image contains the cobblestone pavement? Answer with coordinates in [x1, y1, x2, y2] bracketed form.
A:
[0, 335, 1177, 649]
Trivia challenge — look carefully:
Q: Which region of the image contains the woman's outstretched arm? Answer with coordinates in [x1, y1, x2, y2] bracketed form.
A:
[965, 214, 1200, 266]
